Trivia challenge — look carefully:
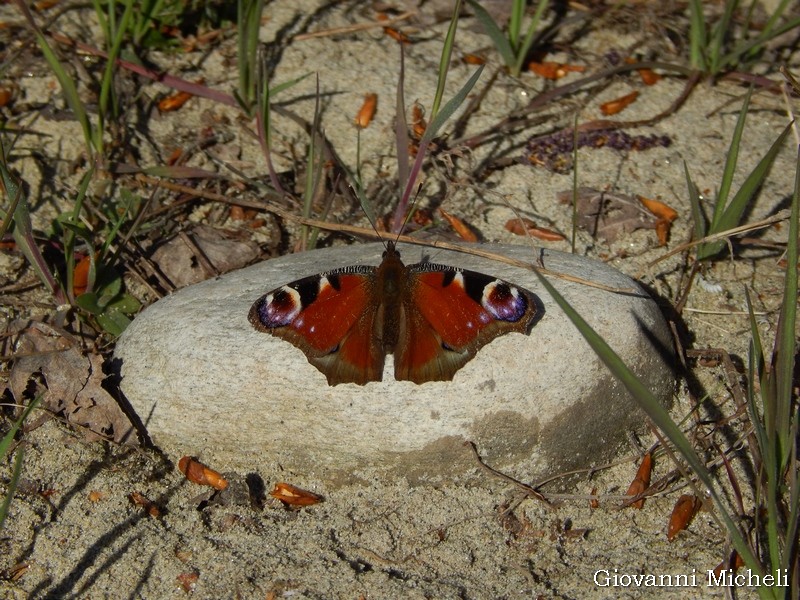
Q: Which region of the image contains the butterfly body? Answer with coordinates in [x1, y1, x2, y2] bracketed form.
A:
[249, 242, 540, 385]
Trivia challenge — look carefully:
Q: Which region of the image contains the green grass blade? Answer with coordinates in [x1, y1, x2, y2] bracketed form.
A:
[16, 1, 94, 155]
[714, 87, 752, 227]
[784, 412, 800, 579]
[687, 0, 708, 71]
[508, 0, 523, 52]
[513, 0, 549, 77]
[684, 161, 707, 243]
[757, 140, 800, 578]
[718, 14, 800, 72]
[395, 48, 410, 208]
[771, 143, 799, 468]
[467, 0, 515, 68]
[0, 397, 40, 460]
[391, 65, 484, 232]
[762, 0, 791, 33]
[98, 0, 136, 126]
[430, 0, 460, 120]
[701, 122, 793, 259]
[0, 393, 42, 528]
[533, 271, 765, 585]
[745, 290, 767, 453]
[421, 66, 484, 147]
[0, 147, 64, 302]
[237, 0, 265, 112]
[708, 0, 739, 74]
[0, 446, 25, 530]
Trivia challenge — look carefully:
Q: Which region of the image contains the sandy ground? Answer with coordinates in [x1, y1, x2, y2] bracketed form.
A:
[1, 0, 797, 598]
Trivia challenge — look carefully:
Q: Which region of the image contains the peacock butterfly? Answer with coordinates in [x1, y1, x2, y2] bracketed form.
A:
[248, 241, 542, 385]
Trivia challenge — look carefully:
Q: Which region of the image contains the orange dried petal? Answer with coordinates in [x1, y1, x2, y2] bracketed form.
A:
[439, 208, 479, 242]
[73, 252, 97, 296]
[589, 487, 599, 509]
[655, 219, 670, 246]
[638, 68, 661, 85]
[270, 482, 323, 506]
[505, 217, 537, 235]
[410, 102, 427, 140]
[638, 195, 678, 222]
[462, 53, 485, 65]
[354, 93, 378, 129]
[625, 452, 652, 509]
[158, 90, 193, 112]
[384, 27, 411, 44]
[667, 494, 702, 541]
[528, 61, 585, 79]
[600, 91, 639, 116]
[504, 217, 565, 241]
[177, 572, 199, 592]
[528, 225, 566, 241]
[129, 492, 161, 517]
[178, 456, 229, 490]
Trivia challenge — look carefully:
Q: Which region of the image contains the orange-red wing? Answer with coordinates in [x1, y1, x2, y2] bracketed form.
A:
[394, 267, 536, 382]
[285, 273, 371, 352]
[394, 306, 453, 383]
[250, 270, 384, 384]
[411, 270, 493, 348]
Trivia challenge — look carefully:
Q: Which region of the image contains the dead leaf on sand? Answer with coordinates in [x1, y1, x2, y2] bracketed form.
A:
[150, 224, 260, 289]
[557, 187, 657, 243]
[9, 322, 136, 444]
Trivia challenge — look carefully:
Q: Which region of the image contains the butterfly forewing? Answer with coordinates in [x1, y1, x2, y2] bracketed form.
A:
[249, 266, 387, 384]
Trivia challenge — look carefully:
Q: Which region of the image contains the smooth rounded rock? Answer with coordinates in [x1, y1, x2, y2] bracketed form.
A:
[115, 243, 676, 486]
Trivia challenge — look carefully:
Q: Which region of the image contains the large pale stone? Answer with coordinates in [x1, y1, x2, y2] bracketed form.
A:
[115, 243, 675, 485]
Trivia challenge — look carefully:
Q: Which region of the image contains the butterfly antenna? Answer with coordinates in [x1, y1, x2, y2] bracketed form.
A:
[393, 181, 424, 247]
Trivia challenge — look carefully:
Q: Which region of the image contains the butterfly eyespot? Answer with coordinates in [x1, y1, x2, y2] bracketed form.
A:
[482, 282, 529, 322]
[256, 287, 303, 328]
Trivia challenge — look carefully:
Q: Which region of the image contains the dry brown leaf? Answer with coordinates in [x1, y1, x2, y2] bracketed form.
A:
[557, 188, 657, 243]
[9, 322, 136, 444]
[150, 225, 260, 288]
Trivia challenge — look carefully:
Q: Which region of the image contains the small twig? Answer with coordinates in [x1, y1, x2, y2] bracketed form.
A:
[135, 175, 640, 294]
[637, 209, 791, 280]
[465, 441, 554, 508]
[292, 11, 416, 41]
